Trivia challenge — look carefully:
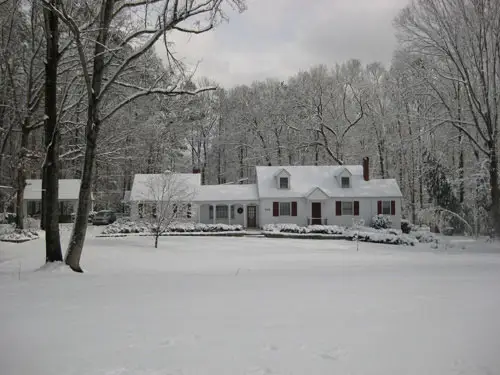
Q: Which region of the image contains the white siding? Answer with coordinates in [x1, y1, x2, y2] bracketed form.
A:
[259, 197, 402, 229]
[259, 198, 308, 226]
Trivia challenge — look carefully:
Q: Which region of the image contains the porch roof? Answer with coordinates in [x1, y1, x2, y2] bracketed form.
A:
[194, 184, 259, 203]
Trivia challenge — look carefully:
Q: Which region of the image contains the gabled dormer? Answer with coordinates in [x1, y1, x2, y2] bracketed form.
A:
[274, 168, 291, 189]
[334, 167, 352, 188]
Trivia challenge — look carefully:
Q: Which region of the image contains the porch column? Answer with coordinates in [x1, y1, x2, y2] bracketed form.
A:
[243, 204, 247, 228]
[228, 204, 231, 225]
[197, 204, 201, 223]
[212, 204, 216, 224]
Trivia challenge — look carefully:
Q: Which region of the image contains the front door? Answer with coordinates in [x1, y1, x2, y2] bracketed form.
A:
[247, 205, 257, 228]
[311, 202, 321, 225]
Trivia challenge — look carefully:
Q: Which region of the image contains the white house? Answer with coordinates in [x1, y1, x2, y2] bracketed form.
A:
[23, 179, 93, 222]
[129, 173, 202, 219]
[129, 158, 403, 229]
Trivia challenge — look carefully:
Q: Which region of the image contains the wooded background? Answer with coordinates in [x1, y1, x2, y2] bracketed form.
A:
[1, 0, 499, 239]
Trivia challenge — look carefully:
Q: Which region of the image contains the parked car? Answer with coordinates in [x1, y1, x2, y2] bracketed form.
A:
[71, 211, 97, 223]
[92, 210, 117, 225]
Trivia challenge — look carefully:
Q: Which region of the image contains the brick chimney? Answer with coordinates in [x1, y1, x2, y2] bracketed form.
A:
[362, 157, 369, 181]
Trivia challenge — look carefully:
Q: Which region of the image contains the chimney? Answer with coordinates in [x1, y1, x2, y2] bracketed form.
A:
[192, 168, 200, 174]
[362, 157, 369, 181]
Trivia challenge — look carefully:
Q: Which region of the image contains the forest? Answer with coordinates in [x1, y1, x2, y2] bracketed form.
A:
[1, 0, 499, 270]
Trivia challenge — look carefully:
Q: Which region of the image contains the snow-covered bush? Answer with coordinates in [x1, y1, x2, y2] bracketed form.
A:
[0, 228, 39, 242]
[401, 219, 411, 234]
[167, 223, 243, 233]
[101, 220, 150, 235]
[101, 221, 243, 235]
[263, 224, 345, 235]
[263, 224, 417, 246]
[410, 229, 438, 243]
[371, 215, 392, 229]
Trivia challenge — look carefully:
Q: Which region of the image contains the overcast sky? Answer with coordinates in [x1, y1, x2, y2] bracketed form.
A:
[159, 0, 408, 88]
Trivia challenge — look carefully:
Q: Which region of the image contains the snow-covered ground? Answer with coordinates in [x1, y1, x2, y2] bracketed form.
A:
[1, 228, 499, 375]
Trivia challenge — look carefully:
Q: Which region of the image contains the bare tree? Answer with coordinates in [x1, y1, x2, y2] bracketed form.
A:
[143, 172, 196, 248]
[42, 0, 63, 262]
[40, 0, 246, 271]
[396, 0, 500, 236]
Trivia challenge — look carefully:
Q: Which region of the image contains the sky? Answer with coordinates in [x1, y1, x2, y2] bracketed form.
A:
[157, 0, 408, 88]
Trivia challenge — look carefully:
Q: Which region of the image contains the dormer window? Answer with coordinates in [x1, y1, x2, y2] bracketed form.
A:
[279, 177, 289, 189]
[341, 177, 350, 188]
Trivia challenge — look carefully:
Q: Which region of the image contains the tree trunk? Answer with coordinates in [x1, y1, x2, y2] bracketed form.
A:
[154, 234, 159, 248]
[43, 0, 63, 263]
[15, 128, 29, 229]
[65, 134, 96, 271]
[65, 0, 115, 272]
[458, 131, 464, 203]
[377, 141, 385, 179]
[489, 145, 500, 237]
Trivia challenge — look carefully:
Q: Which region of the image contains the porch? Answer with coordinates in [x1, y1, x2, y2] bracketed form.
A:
[196, 203, 259, 228]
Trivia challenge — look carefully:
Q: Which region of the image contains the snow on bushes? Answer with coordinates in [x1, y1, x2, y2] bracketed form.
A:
[371, 214, 392, 229]
[0, 228, 39, 243]
[167, 223, 243, 233]
[101, 220, 243, 235]
[101, 220, 150, 235]
[263, 224, 417, 246]
[263, 224, 344, 234]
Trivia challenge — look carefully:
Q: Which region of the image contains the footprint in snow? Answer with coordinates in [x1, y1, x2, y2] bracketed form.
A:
[319, 348, 343, 361]
[264, 344, 279, 351]
[159, 338, 176, 347]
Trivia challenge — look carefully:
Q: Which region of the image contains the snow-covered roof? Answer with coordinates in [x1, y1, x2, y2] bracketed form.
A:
[24, 179, 82, 200]
[194, 184, 258, 203]
[256, 166, 402, 198]
[130, 173, 201, 201]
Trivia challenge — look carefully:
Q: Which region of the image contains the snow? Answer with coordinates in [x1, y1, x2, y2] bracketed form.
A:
[0, 229, 39, 242]
[24, 179, 82, 200]
[262, 224, 417, 245]
[0, 225, 39, 242]
[195, 183, 259, 202]
[1, 228, 500, 375]
[100, 221, 244, 235]
[130, 173, 201, 201]
[255, 165, 402, 199]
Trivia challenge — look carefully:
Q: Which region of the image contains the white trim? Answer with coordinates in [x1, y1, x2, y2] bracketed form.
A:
[304, 186, 329, 200]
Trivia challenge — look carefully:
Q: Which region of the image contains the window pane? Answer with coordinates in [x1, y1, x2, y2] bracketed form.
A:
[382, 201, 391, 215]
[280, 177, 289, 189]
[341, 177, 350, 188]
[342, 201, 353, 215]
[216, 205, 228, 219]
[279, 202, 291, 216]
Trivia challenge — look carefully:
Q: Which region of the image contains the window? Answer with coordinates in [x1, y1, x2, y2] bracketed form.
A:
[341, 201, 353, 215]
[279, 202, 291, 216]
[341, 177, 350, 188]
[279, 177, 289, 189]
[187, 203, 192, 219]
[138, 203, 144, 218]
[209, 205, 235, 219]
[216, 205, 228, 219]
[382, 201, 391, 215]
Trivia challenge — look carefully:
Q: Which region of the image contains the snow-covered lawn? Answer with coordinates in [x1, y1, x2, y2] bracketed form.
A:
[1, 230, 500, 375]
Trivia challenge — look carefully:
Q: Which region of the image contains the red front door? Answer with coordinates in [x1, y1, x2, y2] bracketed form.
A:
[311, 202, 321, 225]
